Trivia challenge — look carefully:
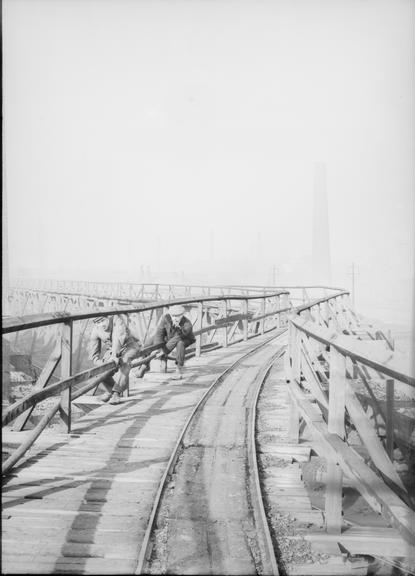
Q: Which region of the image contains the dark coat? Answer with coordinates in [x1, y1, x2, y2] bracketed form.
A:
[154, 314, 195, 346]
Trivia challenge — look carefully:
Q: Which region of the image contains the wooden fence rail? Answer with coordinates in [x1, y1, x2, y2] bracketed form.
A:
[2, 291, 294, 474]
[286, 310, 415, 544]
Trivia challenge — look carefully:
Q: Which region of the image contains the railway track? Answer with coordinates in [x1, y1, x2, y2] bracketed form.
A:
[136, 331, 287, 575]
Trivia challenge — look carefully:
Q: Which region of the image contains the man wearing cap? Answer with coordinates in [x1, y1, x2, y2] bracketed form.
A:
[137, 304, 195, 380]
[89, 314, 141, 404]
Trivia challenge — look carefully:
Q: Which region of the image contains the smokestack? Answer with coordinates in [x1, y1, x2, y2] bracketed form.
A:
[312, 162, 331, 285]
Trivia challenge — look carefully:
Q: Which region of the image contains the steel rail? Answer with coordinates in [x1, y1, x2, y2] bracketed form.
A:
[248, 347, 286, 576]
[2, 292, 289, 334]
[134, 330, 287, 575]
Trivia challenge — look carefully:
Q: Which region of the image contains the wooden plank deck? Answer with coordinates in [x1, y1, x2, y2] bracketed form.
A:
[2, 335, 276, 575]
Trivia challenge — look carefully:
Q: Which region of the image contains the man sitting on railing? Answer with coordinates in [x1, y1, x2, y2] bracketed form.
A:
[137, 304, 195, 380]
[89, 314, 141, 404]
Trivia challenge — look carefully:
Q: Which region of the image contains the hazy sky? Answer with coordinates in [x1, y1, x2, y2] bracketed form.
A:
[3, 0, 415, 324]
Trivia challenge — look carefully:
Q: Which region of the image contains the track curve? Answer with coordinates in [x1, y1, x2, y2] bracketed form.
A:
[138, 331, 286, 575]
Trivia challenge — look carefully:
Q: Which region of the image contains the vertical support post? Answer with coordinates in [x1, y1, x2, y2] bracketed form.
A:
[2, 337, 11, 407]
[328, 347, 346, 439]
[292, 326, 302, 382]
[287, 398, 300, 443]
[386, 379, 395, 458]
[326, 463, 343, 534]
[324, 302, 330, 326]
[60, 321, 73, 433]
[261, 296, 265, 335]
[325, 346, 346, 534]
[196, 302, 203, 357]
[282, 292, 290, 326]
[352, 360, 358, 380]
[223, 300, 228, 348]
[243, 299, 248, 341]
[275, 294, 281, 329]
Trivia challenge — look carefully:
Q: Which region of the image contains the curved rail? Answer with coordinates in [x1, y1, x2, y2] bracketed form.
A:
[248, 351, 285, 576]
[135, 330, 286, 574]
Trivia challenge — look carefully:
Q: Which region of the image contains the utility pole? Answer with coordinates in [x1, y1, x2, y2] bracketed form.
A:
[347, 262, 359, 307]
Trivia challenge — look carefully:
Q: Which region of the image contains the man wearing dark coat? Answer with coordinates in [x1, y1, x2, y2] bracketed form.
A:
[138, 304, 195, 380]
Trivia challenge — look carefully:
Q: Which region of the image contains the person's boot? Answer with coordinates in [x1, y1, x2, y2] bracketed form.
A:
[109, 392, 121, 405]
[100, 392, 112, 402]
[171, 366, 183, 380]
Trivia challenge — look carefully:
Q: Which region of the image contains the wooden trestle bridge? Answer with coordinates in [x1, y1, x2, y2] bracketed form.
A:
[2, 282, 415, 575]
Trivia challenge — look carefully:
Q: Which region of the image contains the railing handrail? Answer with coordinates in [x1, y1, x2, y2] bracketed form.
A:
[291, 316, 414, 387]
[2, 297, 342, 425]
[2, 292, 289, 334]
[295, 290, 350, 314]
[9, 279, 346, 292]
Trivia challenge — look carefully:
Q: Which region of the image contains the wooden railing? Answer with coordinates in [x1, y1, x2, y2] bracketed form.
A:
[2, 291, 290, 474]
[285, 301, 415, 544]
[8, 279, 344, 309]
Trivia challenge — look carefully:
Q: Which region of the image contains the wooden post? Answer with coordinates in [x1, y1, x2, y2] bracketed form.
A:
[352, 360, 358, 380]
[275, 294, 281, 329]
[326, 346, 346, 534]
[386, 379, 394, 458]
[2, 337, 11, 407]
[196, 302, 203, 357]
[287, 398, 300, 443]
[223, 300, 228, 348]
[243, 299, 248, 341]
[326, 462, 343, 534]
[261, 296, 265, 335]
[328, 347, 346, 439]
[288, 322, 295, 370]
[59, 321, 73, 433]
[292, 327, 302, 382]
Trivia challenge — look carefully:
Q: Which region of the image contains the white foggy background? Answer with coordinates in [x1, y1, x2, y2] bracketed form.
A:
[3, 0, 414, 329]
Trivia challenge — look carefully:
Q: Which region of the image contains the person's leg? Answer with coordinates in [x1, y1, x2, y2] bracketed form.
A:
[171, 340, 186, 380]
[110, 364, 129, 402]
[110, 344, 141, 403]
[136, 336, 157, 377]
[164, 334, 181, 355]
[175, 340, 186, 367]
[99, 376, 115, 401]
[156, 334, 178, 373]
